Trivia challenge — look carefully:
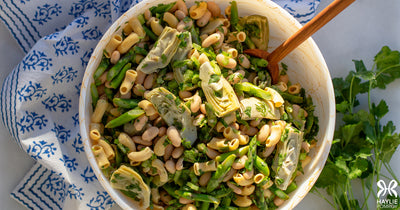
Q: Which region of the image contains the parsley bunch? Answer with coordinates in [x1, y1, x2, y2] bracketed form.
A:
[314, 46, 400, 209]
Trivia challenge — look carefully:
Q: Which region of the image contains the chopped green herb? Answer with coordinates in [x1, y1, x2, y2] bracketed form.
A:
[255, 102, 269, 117]
[244, 107, 252, 118]
[161, 54, 167, 64]
[209, 74, 221, 84]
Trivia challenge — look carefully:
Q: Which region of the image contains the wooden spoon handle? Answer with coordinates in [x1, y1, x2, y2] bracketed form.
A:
[267, 0, 355, 64]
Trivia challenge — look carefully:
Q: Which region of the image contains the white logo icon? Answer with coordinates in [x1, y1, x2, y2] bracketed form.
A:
[377, 180, 398, 198]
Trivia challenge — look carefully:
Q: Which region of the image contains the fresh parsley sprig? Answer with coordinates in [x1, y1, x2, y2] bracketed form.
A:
[314, 46, 400, 210]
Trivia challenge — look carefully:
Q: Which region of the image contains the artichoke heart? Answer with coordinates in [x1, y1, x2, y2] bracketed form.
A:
[172, 31, 193, 85]
[272, 125, 303, 190]
[200, 61, 240, 117]
[240, 15, 269, 51]
[110, 165, 150, 208]
[137, 27, 181, 74]
[145, 87, 197, 145]
[239, 97, 280, 120]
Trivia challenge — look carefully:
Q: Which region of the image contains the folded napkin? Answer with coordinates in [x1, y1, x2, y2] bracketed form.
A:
[0, 0, 320, 209]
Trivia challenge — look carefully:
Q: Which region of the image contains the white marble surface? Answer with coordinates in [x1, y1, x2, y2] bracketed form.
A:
[0, 0, 399, 209]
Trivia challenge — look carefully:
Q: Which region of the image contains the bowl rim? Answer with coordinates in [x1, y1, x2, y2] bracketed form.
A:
[79, 0, 336, 209]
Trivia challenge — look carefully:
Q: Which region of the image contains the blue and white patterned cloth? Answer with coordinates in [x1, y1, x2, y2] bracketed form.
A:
[0, 0, 320, 209]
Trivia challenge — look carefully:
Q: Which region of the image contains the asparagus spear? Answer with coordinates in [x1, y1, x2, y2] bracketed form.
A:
[90, 83, 99, 108]
[109, 63, 131, 89]
[105, 109, 144, 128]
[112, 98, 140, 109]
[215, 145, 249, 163]
[175, 190, 220, 205]
[234, 82, 272, 101]
[245, 135, 257, 170]
[207, 154, 236, 192]
[94, 57, 110, 84]
[254, 155, 270, 177]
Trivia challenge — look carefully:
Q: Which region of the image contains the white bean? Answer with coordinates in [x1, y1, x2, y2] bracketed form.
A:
[167, 126, 182, 147]
[179, 90, 192, 99]
[250, 119, 261, 127]
[163, 12, 179, 28]
[238, 54, 250, 69]
[207, 2, 221, 17]
[175, 0, 188, 16]
[200, 104, 207, 114]
[175, 157, 184, 170]
[134, 115, 148, 131]
[172, 146, 184, 159]
[175, 10, 187, 20]
[216, 53, 237, 69]
[135, 70, 146, 85]
[163, 144, 174, 161]
[142, 126, 159, 141]
[164, 72, 174, 80]
[302, 141, 311, 153]
[165, 159, 176, 174]
[199, 172, 212, 187]
[179, 197, 194, 205]
[158, 127, 167, 137]
[191, 94, 202, 113]
[143, 73, 156, 89]
[193, 114, 205, 126]
[110, 50, 120, 64]
[274, 197, 285, 206]
[144, 9, 152, 21]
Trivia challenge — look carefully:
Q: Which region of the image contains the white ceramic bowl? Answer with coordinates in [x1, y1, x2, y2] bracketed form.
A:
[79, 0, 336, 209]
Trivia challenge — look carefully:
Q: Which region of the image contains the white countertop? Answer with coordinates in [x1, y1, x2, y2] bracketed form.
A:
[0, 0, 399, 209]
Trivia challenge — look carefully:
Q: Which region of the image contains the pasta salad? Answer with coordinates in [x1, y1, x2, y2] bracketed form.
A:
[89, 0, 319, 209]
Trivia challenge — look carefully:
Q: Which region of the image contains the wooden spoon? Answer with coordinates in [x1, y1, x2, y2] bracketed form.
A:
[244, 0, 355, 84]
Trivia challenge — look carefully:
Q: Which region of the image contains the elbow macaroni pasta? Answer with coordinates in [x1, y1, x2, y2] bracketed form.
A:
[120, 70, 137, 95]
[128, 17, 146, 38]
[193, 160, 217, 175]
[189, 2, 207, 19]
[117, 32, 140, 54]
[104, 34, 122, 57]
[163, 12, 179, 28]
[265, 124, 283, 147]
[89, 123, 102, 141]
[92, 145, 110, 169]
[98, 139, 115, 160]
[91, 98, 108, 123]
[154, 135, 168, 156]
[127, 147, 154, 162]
[152, 158, 169, 183]
[118, 132, 136, 153]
